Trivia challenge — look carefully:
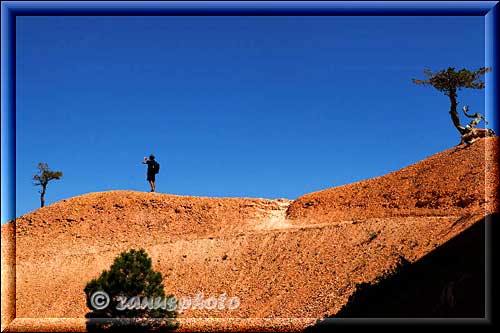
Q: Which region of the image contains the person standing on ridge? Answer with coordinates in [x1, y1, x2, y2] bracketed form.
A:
[142, 154, 160, 192]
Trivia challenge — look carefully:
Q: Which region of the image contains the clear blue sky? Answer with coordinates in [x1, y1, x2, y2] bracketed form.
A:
[14, 15, 487, 219]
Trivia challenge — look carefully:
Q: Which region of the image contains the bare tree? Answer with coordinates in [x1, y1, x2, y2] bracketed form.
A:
[33, 162, 63, 208]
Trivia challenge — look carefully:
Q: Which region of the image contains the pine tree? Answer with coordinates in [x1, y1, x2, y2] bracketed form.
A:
[33, 162, 63, 208]
[412, 67, 491, 136]
[84, 249, 179, 332]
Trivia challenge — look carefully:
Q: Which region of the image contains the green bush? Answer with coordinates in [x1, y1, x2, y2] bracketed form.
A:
[84, 248, 179, 332]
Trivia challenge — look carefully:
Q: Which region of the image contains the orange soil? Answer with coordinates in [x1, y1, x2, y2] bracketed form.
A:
[1, 137, 498, 332]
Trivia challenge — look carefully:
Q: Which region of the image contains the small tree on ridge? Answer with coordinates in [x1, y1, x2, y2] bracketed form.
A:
[412, 67, 492, 135]
[33, 162, 63, 208]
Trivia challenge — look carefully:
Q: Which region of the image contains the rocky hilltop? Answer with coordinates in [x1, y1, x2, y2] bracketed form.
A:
[2, 137, 498, 332]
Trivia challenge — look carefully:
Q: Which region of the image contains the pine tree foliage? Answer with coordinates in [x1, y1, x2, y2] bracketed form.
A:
[84, 248, 179, 332]
[412, 67, 491, 135]
[33, 162, 63, 207]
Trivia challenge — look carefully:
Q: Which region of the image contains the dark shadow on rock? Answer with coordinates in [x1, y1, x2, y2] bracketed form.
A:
[305, 213, 497, 331]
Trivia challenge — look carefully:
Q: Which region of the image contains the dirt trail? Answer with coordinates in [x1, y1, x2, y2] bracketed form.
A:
[253, 199, 292, 231]
[1, 137, 498, 332]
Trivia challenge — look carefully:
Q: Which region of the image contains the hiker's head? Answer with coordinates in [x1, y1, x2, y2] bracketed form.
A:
[149, 154, 155, 160]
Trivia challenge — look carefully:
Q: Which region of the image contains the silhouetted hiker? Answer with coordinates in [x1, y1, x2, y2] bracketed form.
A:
[142, 154, 160, 192]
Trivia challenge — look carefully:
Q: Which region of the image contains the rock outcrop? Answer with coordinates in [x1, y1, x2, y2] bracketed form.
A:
[2, 137, 497, 332]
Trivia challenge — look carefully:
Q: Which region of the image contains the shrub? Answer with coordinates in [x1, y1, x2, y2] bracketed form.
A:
[84, 248, 179, 332]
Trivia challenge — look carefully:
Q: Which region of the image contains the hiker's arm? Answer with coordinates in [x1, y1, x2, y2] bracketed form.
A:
[142, 157, 148, 164]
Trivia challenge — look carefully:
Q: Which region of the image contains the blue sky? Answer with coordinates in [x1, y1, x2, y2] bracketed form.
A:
[13, 15, 488, 220]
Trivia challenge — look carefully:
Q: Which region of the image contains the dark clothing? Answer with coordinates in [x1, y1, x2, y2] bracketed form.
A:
[146, 160, 156, 173]
[146, 160, 157, 181]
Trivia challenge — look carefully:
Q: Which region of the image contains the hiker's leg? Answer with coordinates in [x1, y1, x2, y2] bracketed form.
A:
[152, 181, 156, 192]
[148, 180, 154, 192]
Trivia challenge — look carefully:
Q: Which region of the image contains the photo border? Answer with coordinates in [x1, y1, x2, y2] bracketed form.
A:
[1, 1, 498, 331]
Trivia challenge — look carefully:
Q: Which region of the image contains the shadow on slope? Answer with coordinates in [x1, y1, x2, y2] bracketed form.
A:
[305, 214, 496, 330]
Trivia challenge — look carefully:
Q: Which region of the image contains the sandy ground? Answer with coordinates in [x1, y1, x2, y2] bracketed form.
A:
[1, 137, 498, 332]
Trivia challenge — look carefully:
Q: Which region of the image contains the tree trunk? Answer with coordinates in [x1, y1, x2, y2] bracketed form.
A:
[40, 186, 46, 208]
[448, 90, 466, 135]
